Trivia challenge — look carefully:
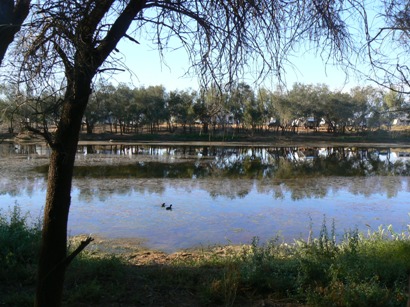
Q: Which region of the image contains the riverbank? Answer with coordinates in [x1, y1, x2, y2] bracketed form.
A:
[2, 207, 410, 306]
[3, 128, 410, 149]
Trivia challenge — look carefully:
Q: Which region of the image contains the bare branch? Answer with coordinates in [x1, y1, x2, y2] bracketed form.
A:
[65, 236, 94, 267]
[26, 125, 55, 147]
[124, 34, 139, 45]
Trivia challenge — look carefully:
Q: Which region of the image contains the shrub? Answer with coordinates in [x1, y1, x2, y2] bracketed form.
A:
[0, 204, 42, 305]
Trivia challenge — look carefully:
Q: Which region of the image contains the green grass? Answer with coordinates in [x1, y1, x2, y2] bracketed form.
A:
[1, 206, 410, 306]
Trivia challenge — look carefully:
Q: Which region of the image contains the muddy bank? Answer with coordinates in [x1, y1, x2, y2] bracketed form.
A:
[3, 130, 410, 149]
[72, 234, 248, 265]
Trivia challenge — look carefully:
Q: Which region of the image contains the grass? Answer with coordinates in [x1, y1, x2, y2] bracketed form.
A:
[1, 206, 410, 306]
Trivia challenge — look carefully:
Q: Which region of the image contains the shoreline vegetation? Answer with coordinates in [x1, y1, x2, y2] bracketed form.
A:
[2, 128, 410, 306]
[1, 205, 410, 306]
[3, 125, 410, 148]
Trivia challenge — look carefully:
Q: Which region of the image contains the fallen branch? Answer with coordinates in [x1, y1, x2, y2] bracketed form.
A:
[65, 236, 94, 267]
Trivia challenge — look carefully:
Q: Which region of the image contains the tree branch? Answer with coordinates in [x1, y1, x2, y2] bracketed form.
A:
[93, 0, 147, 71]
[25, 125, 55, 147]
[65, 236, 94, 267]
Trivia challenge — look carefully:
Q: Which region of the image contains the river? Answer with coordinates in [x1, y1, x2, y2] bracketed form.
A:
[1, 142, 409, 252]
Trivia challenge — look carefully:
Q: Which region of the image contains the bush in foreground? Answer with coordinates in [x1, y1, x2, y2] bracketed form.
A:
[0, 205, 42, 305]
[1, 206, 410, 306]
[238, 222, 410, 306]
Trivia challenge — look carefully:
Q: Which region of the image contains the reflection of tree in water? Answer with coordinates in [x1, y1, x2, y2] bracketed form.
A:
[0, 156, 48, 198]
[70, 175, 407, 203]
[71, 145, 410, 179]
[0, 177, 46, 198]
[204, 179, 252, 199]
[284, 180, 328, 201]
[4, 145, 410, 201]
[254, 180, 285, 199]
[74, 178, 168, 202]
[3, 171, 409, 203]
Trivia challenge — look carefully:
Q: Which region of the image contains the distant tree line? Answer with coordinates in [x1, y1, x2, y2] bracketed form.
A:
[2, 81, 408, 136]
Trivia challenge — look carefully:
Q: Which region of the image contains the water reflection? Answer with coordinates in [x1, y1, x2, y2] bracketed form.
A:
[3, 143, 410, 201]
[0, 143, 51, 156]
[1, 143, 410, 251]
[28, 145, 410, 179]
[71, 176, 408, 202]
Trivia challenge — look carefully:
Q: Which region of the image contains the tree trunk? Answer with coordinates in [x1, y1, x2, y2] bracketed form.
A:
[35, 150, 74, 306]
[35, 87, 90, 307]
[85, 119, 93, 134]
[203, 122, 208, 134]
[0, 0, 31, 65]
[31, 1, 149, 305]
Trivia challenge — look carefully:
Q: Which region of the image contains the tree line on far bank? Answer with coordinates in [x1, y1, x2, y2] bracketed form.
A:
[1, 81, 408, 136]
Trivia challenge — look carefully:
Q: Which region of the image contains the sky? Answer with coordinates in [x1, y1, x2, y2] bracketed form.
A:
[113, 39, 200, 91]
[111, 34, 368, 93]
[108, 1, 395, 94]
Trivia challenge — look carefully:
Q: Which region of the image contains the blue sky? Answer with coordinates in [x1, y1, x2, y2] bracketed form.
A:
[108, 1, 398, 94]
[112, 37, 368, 93]
[113, 39, 199, 91]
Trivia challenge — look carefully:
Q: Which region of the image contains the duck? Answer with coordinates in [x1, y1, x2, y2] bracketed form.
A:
[161, 202, 165, 208]
[166, 204, 172, 210]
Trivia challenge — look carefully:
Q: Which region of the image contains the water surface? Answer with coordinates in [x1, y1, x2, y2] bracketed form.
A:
[1, 143, 409, 252]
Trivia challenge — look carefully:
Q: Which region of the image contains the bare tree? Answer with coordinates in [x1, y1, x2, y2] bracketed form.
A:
[0, 0, 30, 65]
[10, 0, 350, 305]
[345, 0, 410, 94]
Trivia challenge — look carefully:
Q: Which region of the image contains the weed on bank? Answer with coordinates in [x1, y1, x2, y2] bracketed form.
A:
[1, 206, 410, 306]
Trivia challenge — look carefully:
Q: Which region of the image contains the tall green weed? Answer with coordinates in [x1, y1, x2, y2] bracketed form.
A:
[0, 204, 42, 306]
